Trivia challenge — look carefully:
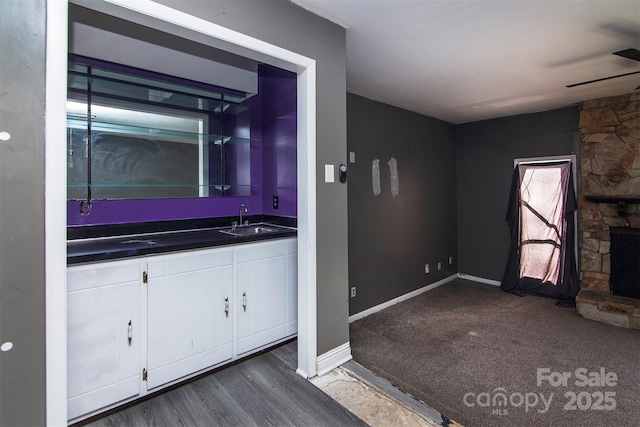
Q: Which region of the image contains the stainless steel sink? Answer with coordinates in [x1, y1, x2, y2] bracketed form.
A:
[219, 225, 281, 237]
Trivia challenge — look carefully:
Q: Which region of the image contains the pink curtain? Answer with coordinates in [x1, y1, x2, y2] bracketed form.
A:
[518, 163, 570, 285]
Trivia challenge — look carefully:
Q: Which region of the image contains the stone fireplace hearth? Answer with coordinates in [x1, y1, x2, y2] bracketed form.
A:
[576, 92, 640, 329]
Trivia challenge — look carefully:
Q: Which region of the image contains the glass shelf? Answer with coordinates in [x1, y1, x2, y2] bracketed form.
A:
[67, 117, 253, 145]
[68, 67, 250, 115]
[67, 183, 257, 200]
[67, 183, 257, 188]
[216, 102, 250, 116]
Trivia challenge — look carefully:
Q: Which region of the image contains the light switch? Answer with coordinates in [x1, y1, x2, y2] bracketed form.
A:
[325, 164, 335, 183]
[349, 152, 356, 163]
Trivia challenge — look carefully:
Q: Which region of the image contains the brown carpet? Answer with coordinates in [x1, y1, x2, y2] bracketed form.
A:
[350, 279, 640, 427]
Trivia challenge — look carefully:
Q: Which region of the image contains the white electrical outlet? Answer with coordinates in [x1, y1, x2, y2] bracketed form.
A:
[351, 287, 357, 298]
[425, 264, 430, 274]
[449, 256, 453, 264]
[438, 262, 442, 270]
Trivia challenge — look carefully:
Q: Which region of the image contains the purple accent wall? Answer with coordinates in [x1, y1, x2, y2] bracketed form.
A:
[67, 196, 261, 226]
[67, 65, 297, 227]
[260, 65, 298, 217]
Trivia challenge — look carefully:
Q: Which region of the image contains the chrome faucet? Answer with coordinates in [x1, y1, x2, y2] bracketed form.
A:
[238, 203, 248, 227]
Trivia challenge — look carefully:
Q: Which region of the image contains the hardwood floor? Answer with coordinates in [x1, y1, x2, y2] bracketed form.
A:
[81, 341, 366, 427]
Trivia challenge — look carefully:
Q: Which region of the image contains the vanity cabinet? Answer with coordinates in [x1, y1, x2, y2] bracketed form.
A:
[146, 247, 234, 390]
[67, 237, 296, 422]
[236, 239, 297, 355]
[66, 260, 142, 420]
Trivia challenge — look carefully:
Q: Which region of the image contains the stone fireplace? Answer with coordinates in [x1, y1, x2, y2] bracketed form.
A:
[577, 92, 640, 329]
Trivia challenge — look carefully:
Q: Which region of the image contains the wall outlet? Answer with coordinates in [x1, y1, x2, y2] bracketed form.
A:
[425, 264, 430, 274]
[449, 256, 453, 264]
[438, 262, 442, 270]
[273, 195, 279, 209]
[350, 286, 357, 298]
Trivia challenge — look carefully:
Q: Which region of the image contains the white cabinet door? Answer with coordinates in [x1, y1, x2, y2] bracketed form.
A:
[146, 247, 233, 390]
[67, 260, 141, 420]
[236, 238, 297, 355]
[67, 236, 296, 421]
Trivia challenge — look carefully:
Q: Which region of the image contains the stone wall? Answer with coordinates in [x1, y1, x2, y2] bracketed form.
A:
[579, 92, 640, 293]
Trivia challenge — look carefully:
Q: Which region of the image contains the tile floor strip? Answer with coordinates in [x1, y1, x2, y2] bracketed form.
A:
[311, 364, 460, 427]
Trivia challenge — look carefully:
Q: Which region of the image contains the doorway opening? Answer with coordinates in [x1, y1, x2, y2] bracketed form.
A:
[46, 1, 318, 424]
[501, 156, 579, 301]
[518, 162, 570, 284]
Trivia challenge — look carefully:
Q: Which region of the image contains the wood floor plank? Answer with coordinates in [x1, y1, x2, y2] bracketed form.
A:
[84, 406, 142, 427]
[89, 393, 190, 427]
[268, 340, 298, 370]
[81, 342, 366, 427]
[128, 397, 189, 427]
[164, 377, 255, 427]
[247, 352, 367, 426]
[213, 359, 298, 426]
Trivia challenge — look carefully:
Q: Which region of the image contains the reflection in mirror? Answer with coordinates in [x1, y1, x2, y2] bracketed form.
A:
[67, 56, 252, 203]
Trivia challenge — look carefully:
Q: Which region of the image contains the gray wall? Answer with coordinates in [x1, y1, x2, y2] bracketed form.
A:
[0, 0, 345, 422]
[347, 94, 457, 315]
[455, 107, 580, 281]
[148, 0, 350, 354]
[0, 0, 582, 422]
[0, 1, 47, 425]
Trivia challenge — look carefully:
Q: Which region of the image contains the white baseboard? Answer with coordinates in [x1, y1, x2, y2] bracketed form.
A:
[296, 368, 310, 379]
[315, 342, 352, 377]
[457, 273, 501, 287]
[349, 274, 458, 323]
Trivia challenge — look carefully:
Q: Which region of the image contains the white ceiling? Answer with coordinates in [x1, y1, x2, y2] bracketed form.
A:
[292, 0, 640, 124]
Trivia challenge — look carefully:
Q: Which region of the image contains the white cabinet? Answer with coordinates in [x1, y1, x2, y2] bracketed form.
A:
[236, 238, 297, 355]
[67, 260, 141, 420]
[67, 237, 296, 421]
[146, 247, 234, 390]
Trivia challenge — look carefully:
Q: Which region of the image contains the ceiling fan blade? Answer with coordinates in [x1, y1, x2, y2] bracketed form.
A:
[566, 71, 640, 88]
[613, 48, 640, 61]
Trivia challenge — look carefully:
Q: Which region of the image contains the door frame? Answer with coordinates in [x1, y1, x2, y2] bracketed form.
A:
[45, 1, 318, 424]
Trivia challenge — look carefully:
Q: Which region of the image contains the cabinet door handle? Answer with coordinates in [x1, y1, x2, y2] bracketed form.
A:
[224, 297, 229, 317]
[128, 320, 133, 345]
[242, 292, 247, 311]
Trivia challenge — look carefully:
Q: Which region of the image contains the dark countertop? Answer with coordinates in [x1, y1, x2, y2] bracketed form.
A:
[68, 216, 297, 265]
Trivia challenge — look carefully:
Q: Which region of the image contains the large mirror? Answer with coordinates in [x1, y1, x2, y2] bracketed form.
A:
[67, 56, 253, 202]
